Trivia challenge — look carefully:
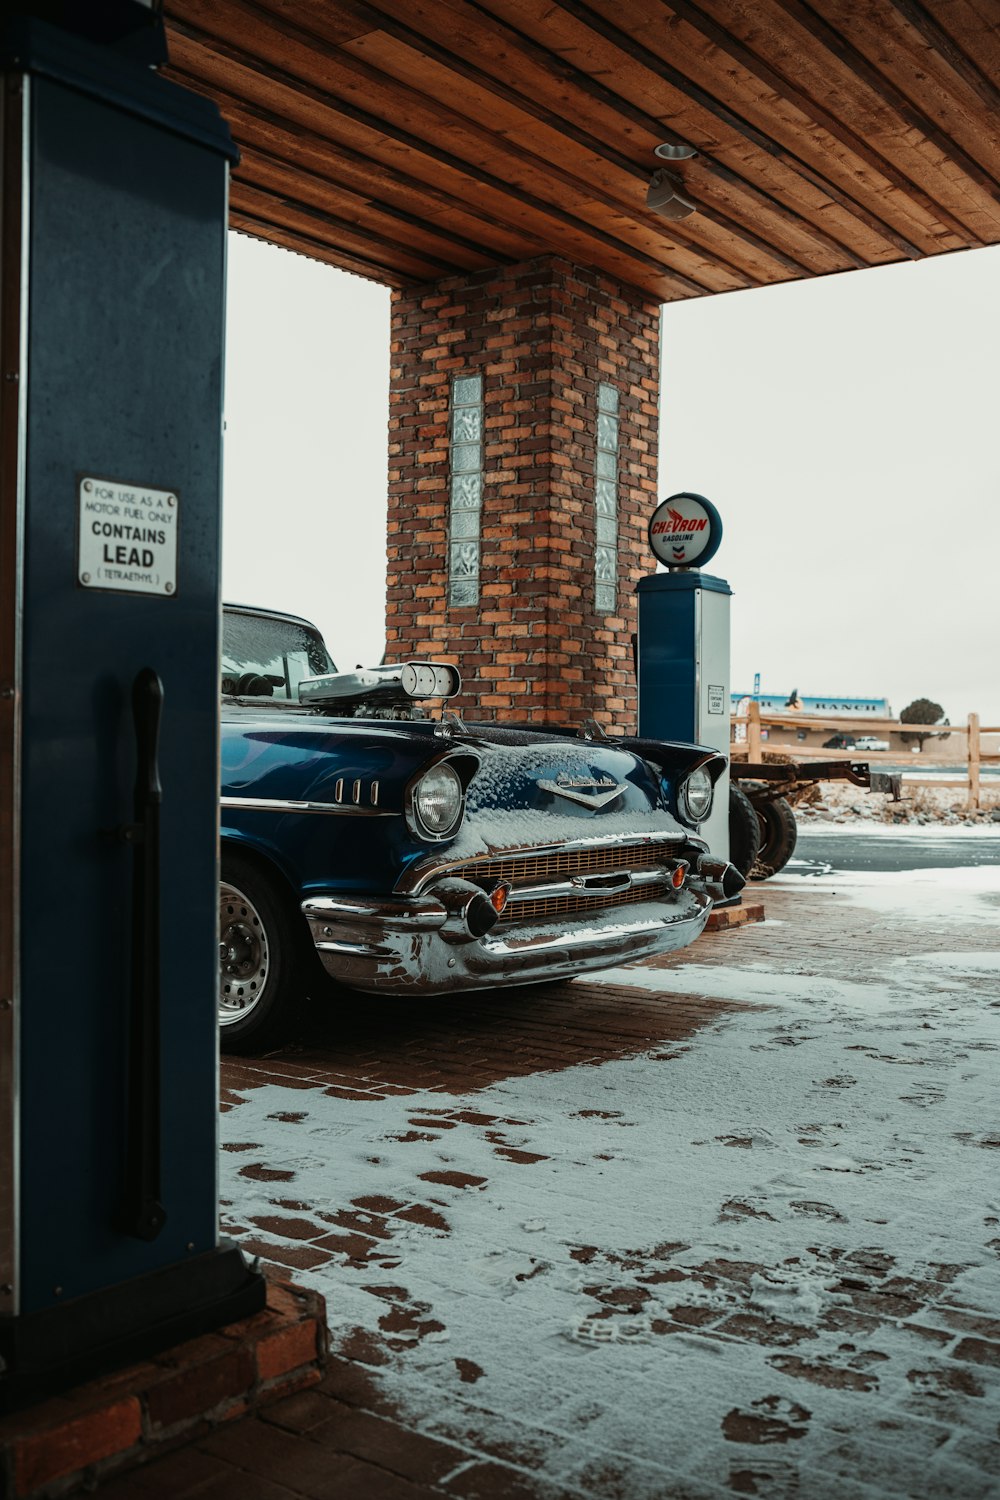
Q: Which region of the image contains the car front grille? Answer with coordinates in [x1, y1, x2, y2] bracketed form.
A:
[502, 884, 662, 923]
[443, 837, 685, 925]
[447, 840, 668, 887]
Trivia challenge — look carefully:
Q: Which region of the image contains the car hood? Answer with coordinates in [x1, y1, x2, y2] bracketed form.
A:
[455, 725, 724, 856]
[220, 705, 716, 854]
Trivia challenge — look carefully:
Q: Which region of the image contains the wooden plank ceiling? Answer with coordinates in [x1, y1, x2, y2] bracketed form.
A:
[163, 0, 1000, 301]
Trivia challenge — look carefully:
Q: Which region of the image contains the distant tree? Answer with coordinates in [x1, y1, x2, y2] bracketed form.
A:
[900, 698, 951, 749]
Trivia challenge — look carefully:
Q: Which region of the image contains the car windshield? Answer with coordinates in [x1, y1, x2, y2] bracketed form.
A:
[222, 610, 336, 700]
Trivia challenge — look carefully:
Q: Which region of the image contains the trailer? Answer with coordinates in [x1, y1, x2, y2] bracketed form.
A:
[728, 759, 904, 881]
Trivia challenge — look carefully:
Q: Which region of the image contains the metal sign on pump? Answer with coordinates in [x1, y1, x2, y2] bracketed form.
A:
[0, 5, 264, 1406]
[636, 493, 732, 862]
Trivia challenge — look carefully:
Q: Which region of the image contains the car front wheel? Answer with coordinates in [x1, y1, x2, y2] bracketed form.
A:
[219, 851, 310, 1053]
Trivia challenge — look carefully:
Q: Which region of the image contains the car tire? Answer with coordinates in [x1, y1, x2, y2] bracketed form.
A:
[749, 795, 798, 881]
[728, 783, 761, 881]
[219, 850, 312, 1054]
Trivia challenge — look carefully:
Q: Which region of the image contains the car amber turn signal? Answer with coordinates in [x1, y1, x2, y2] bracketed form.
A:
[671, 862, 688, 889]
[490, 881, 511, 915]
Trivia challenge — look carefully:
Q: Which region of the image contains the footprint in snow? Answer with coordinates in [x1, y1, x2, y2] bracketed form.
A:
[469, 1249, 550, 1291]
[899, 1084, 946, 1107]
[789, 1200, 847, 1223]
[722, 1394, 811, 1446]
[569, 1311, 656, 1345]
[719, 1198, 776, 1223]
[715, 1130, 776, 1149]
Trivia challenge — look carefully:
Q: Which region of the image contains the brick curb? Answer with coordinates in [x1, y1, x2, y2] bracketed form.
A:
[0, 1275, 327, 1499]
[705, 899, 765, 931]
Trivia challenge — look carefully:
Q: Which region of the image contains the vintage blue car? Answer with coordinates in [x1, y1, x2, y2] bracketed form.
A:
[219, 604, 742, 1051]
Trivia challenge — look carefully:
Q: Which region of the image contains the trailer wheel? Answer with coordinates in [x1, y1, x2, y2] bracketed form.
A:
[749, 796, 798, 881]
[728, 783, 761, 881]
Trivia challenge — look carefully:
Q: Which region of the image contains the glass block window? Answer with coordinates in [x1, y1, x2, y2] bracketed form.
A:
[594, 383, 619, 614]
[449, 374, 483, 608]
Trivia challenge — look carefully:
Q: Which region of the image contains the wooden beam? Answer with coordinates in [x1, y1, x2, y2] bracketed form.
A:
[888, 0, 1000, 115]
[334, 1, 833, 278]
[170, 61, 545, 262]
[446, 0, 868, 270]
[534, 0, 929, 259]
[231, 178, 463, 279]
[230, 211, 413, 285]
[165, 0, 1000, 296]
[660, 0, 987, 243]
[167, 11, 720, 297]
[773, 0, 1000, 204]
[967, 711, 981, 810]
[236, 141, 511, 269]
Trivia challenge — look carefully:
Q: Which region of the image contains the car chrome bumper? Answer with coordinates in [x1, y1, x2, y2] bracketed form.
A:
[301, 883, 716, 995]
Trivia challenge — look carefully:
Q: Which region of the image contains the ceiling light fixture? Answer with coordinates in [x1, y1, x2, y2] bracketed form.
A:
[646, 169, 696, 220]
[654, 141, 698, 161]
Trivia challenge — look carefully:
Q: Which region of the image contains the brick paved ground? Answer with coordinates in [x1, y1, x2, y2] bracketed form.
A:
[97, 869, 1000, 1500]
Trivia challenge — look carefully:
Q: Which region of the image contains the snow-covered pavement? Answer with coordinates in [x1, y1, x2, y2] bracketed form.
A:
[220, 853, 1000, 1499]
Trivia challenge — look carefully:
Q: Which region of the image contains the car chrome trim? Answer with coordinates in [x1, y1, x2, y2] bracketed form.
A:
[223, 600, 326, 635]
[219, 878, 271, 1026]
[220, 795, 395, 818]
[678, 768, 715, 827]
[402, 748, 478, 843]
[536, 777, 626, 810]
[330, 776, 381, 809]
[302, 887, 714, 996]
[506, 869, 676, 904]
[303, 893, 448, 930]
[398, 830, 696, 896]
[568, 870, 634, 894]
[485, 897, 709, 956]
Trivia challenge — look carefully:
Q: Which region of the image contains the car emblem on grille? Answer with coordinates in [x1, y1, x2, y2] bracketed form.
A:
[537, 773, 626, 810]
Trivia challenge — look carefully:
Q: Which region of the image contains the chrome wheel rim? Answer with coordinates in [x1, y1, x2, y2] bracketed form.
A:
[219, 881, 270, 1025]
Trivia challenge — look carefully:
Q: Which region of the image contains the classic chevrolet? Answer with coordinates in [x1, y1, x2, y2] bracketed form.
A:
[219, 604, 742, 1051]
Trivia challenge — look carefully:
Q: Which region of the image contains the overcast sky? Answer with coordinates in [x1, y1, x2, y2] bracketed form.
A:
[223, 234, 999, 726]
[223, 234, 390, 671]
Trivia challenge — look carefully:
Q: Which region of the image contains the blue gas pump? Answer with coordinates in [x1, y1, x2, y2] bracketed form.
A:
[636, 493, 731, 861]
[0, 7, 264, 1406]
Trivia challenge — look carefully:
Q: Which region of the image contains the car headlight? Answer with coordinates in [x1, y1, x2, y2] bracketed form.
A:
[409, 762, 464, 840]
[678, 767, 714, 824]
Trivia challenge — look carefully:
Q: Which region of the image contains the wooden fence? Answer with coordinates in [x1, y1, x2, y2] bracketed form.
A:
[730, 704, 1000, 809]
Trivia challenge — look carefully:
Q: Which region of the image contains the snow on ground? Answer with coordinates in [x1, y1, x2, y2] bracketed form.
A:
[798, 822, 1000, 839]
[221, 860, 1000, 1500]
[770, 862, 1000, 927]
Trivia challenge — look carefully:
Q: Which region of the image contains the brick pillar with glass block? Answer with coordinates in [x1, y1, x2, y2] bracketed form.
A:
[385, 254, 660, 731]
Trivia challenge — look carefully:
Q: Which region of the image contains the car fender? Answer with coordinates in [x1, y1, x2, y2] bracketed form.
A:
[219, 831, 304, 922]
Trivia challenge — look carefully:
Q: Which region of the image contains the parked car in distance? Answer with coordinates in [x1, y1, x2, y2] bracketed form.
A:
[822, 732, 890, 753]
[822, 733, 857, 750]
[218, 604, 743, 1051]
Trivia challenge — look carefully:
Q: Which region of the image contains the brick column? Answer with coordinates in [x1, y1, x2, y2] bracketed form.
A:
[385, 255, 660, 731]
